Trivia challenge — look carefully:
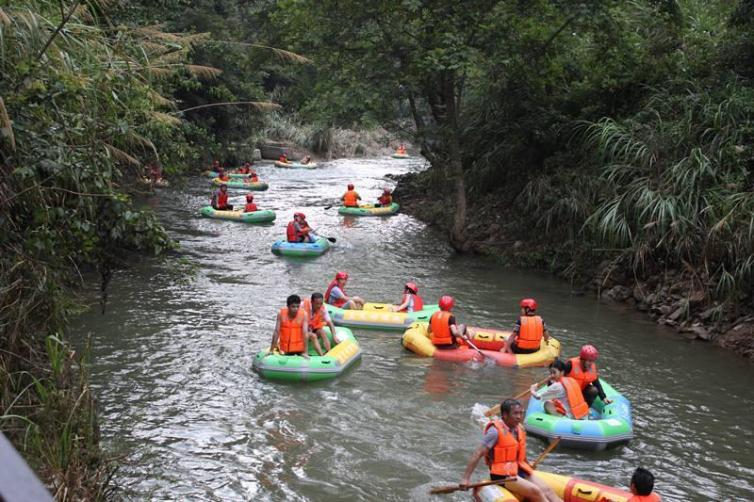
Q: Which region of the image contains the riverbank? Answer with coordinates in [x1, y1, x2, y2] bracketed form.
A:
[393, 170, 754, 359]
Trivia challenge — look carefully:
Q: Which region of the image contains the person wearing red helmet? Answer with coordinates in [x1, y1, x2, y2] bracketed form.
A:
[428, 295, 469, 347]
[376, 187, 393, 207]
[211, 183, 233, 210]
[286, 212, 316, 243]
[564, 344, 612, 406]
[243, 193, 258, 213]
[342, 183, 361, 207]
[325, 271, 365, 310]
[279, 152, 289, 163]
[503, 298, 550, 354]
[391, 282, 425, 312]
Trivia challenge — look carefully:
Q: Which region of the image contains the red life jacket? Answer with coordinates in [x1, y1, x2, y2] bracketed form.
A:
[343, 190, 359, 207]
[250, 174, 259, 182]
[325, 280, 347, 307]
[484, 420, 530, 477]
[238, 166, 249, 174]
[398, 293, 424, 312]
[568, 357, 598, 390]
[517, 315, 544, 350]
[560, 376, 589, 419]
[378, 194, 392, 206]
[244, 203, 258, 213]
[216, 190, 228, 207]
[279, 155, 287, 162]
[628, 494, 661, 502]
[286, 221, 303, 243]
[429, 311, 453, 346]
[303, 299, 326, 330]
[279, 308, 305, 353]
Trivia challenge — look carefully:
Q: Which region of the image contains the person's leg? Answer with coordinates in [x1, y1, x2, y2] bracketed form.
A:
[308, 332, 324, 356]
[544, 400, 566, 416]
[583, 385, 599, 406]
[503, 477, 547, 502]
[316, 328, 332, 352]
[528, 472, 563, 502]
[502, 335, 514, 354]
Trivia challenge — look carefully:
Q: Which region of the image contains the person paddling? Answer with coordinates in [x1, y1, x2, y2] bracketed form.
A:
[303, 292, 337, 356]
[461, 399, 562, 502]
[564, 344, 612, 406]
[243, 194, 258, 213]
[530, 359, 590, 420]
[211, 184, 233, 211]
[391, 282, 424, 312]
[325, 271, 365, 310]
[428, 295, 470, 348]
[503, 298, 550, 354]
[341, 183, 361, 207]
[269, 295, 310, 359]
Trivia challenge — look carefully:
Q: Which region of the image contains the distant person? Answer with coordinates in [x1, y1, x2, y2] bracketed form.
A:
[396, 144, 407, 155]
[301, 155, 312, 165]
[530, 359, 589, 420]
[216, 167, 230, 182]
[628, 468, 661, 501]
[325, 271, 365, 310]
[303, 292, 337, 356]
[376, 187, 393, 207]
[279, 153, 289, 163]
[342, 184, 361, 207]
[269, 295, 309, 358]
[460, 399, 562, 502]
[564, 344, 612, 406]
[391, 282, 424, 312]
[211, 160, 221, 172]
[503, 298, 550, 354]
[245, 170, 259, 183]
[243, 194, 258, 213]
[211, 184, 233, 211]
[148, 162, 163, 182]
[286, 212, 316, 243]
[428, 295, 469, 348]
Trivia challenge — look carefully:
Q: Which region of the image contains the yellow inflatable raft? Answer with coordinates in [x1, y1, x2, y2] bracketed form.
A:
[475, 471, 632, 501]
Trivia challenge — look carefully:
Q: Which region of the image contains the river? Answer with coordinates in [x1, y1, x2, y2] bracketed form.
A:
[71, 157, 754, 501]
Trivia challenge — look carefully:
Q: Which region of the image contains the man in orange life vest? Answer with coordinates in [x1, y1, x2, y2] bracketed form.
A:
[325, 271, 365, 310]
[530, 359, 589, 420]
[461, 399, 562, 502]
[302, 292, 337, 356]
[427, 295, 470, 347]
[286, 212, 316, 243]
[269, 295, 310, 358]
[211, 184, 233, 210]
[243, 194, 258, 213]
[564, 344, 612, 407]
[503, 298, 550, 354]
[391, 282, 424, 312]
[342, 184, 361, 207]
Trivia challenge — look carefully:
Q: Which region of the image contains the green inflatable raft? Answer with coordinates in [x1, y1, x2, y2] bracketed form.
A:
[274, 160, 319, 169]
[271, 236, 331, 257]
[199, 206, 276, 223]
[326, 302, 439, 331]
[252, 327, 361, 382]
[210, 177, 269, 190]
[338, 203, 400, 217]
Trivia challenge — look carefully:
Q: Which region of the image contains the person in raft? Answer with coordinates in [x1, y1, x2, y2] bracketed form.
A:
[503, 298, 550, 354]
[269, 295, 310, 359]
[301, 155, 312, 165]
[279, 152, 289, 163]
[396, 144, 407, 155]
[342, 183, 361, 207]
[243, 194, 258, 213]
[210, 159, 221, 172]
[211, 184, 233, 211]
[238, 161, 253, 174]
[627, 467, 661, 502]
[461, 399, 562, 502]
[302, 292, 337, 356]
[325, 271, 365, 310]
[216, 167, 231, 182]
[530, 358, 590, 420]
[428, 295, 470, 348]
[390, 282, 424, 312]
[286, 212, 316, 243]
[376, 187, 393, 207]
[563, 344, 612, 407]
[148, 162, 163, 183]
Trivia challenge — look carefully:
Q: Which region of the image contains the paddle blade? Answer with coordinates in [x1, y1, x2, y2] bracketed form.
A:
[326, 237, 337, 243]
[324, 205, 333, 210]
[429, 485, 461, 495]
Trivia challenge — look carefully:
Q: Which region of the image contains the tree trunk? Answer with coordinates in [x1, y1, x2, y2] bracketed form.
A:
[441, 75, 467, 251]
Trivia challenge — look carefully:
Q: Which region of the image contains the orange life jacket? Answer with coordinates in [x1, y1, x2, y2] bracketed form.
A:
[378, 194, 392, 206]
[250, 174, 259, 182]
[215, 190, 228, 207]
[561, 376, 589, 419]
[343, 190, 359, 207]
[279, 308, 305, 353]
[286, 221, 303, 242]
[429, 311, 454, 346]
[628, 494, 661, 502]
[568, 357, 598, 390]
[244, 203, 258, 213]
[516, 315, 543, 350]
[238, 166, 250, 174]
[219, 174, 230, 181]
[302, 299, 325, 330]
[484, 420, 528, 477]
[325, 280, 347, 308]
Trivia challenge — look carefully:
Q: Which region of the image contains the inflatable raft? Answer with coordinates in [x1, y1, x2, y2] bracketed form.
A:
[391, 153, 409, 159]
[476, 470, 632, 502]
[326, 302, 439, 331]
[524, 379, 633, 450]
[338, 203, 400, 217]
[271, 236, 330, 257]
[402, 323, 560, 367]
[252, 327, 361, 382]
[199, 206, 276, 223]
[210, 177, 269, 190]
[203, 171, 254, 179]
[274, 160, 318, 169]
[138, 177, 169, 188]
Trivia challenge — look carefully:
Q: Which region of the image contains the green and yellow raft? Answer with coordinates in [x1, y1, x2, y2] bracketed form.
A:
[252, 327, 361, 382]
[274, 160, 319, 169]
[338, 203, 400, 217]
[326, 302, 439, 331]
[391, 153, 409, 159]
[199, 206, 276, 223]
[210, 177, 269, 190]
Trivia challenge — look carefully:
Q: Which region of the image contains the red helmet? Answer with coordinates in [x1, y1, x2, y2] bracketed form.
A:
[520, 298, 538, 311]
[439, 295, 455, 311]
[246, 194, 254, 201]
[580, 344, 599, 361]
[294, 212, 305, 219]
[347, 183, 354, 190]
[335, 271, 349, 281]
[405, 282, 418, 293]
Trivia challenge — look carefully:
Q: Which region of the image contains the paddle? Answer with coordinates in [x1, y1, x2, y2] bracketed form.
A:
[484, 375, 551, 417]
[530, 437, 561, 470]
[463, 336, 495, 363]
[429, 476, 516, 495]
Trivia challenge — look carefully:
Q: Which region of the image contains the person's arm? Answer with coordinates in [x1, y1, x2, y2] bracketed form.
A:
[270, 313, 281, 352]
[563, 360, 573, 374]
[593, 378, 610, 403]
[357, 192, 362, 200]
[449, 316, 466, 339]
[543, 321, 550, 342]
[394, 294, 409, 311]
[323, 308, 337, 336]
[461, 445, 489, 487]
[531, 381, 564, 401]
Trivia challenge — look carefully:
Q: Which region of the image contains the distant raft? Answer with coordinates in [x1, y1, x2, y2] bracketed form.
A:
[524, 379, 633, 450]
[391, 153, 409, 159]
[210, 177, 269, 190]
[338, 203, 400, 217]
[203, 171, 255, 179]
[401, 323, 560, 368]
[274, 160, 319, 169]
[252, 327, 361, 382]
[326, 302, 439, 331]
[199, 206, 276, 223]
[271, 236, 330, 257]
[138, 177, 170, 188]
[476, 470, 631, 502]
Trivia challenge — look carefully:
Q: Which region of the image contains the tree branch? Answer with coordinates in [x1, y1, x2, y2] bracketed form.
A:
[37, 0, 84, 62]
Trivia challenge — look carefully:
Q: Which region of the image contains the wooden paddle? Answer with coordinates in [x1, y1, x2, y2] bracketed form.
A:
[484, 375, 551, 417]
[463, 336, 496, 362]
[429, 476, 516, 495]
[530, 437, 561, 470]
